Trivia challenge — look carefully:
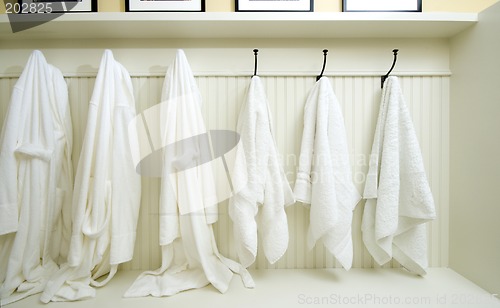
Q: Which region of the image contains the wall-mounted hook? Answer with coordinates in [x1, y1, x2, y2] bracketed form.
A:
[253, 49, 259, 76]
[381, 49, 399, 88]
[316, 49, 328, 81]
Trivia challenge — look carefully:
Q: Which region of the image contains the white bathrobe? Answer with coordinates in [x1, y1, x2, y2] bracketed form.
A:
[293, 77, 361, 270]
[362, 76, 436, 275]
[124, 50, 254, 298]
[0, 50, 73, 305]
[228, 76, 295, 268]
[40, 50, 141, 302]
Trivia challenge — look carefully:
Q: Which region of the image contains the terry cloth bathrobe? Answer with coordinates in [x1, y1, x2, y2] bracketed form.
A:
[40, 50, 141, 302]
[228, 76, 295, 268]
[293, 77, 361, 270]
[362, 76, 436, 275]
[0, 50, 73, 305]
[124, 50, 254, 298]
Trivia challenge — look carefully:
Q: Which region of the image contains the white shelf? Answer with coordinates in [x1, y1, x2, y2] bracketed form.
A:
[0, 12, 478, 40]
[6, 268, 500, 308]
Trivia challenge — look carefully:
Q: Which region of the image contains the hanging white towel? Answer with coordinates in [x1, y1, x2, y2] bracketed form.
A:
[362, 76, 436, 275]
[0, 50, 73, 305]
[293, 77, 361, 270]
[40, 50, 141, 302]
[124, 49, 254, 298]
[228, 76, 295, 268]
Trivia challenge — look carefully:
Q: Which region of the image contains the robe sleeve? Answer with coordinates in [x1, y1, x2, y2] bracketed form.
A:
[0, 87, 24, 235]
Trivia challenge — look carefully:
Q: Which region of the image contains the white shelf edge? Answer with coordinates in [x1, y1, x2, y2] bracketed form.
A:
[0, 11, 479, 22]
[0, 12, 479, 40]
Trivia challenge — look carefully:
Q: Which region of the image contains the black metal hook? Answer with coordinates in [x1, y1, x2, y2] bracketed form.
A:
[253, 49, 259, 76]
[316, 49, 328, 81]
[381, 49, 399, 88]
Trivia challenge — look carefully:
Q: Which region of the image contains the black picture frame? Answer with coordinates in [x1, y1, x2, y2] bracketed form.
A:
[236, 0, 313, 12]
[343, 0, 422, 12]
[19, 0, 98, 13]
[126, 0, 205, 12]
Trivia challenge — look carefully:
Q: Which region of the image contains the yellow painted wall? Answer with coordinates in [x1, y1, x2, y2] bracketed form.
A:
[98, 0, 124, 12]
[1, 0, 499, 13]
[424, 0, 499, 12]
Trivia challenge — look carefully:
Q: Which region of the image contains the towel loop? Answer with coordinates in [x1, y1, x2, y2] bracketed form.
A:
[381, 49, 399, 88]
[316, 49, 328, 81]
[253, 49, 259, 76]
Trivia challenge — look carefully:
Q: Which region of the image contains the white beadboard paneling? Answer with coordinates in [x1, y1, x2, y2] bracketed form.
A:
[0, 78, 15, 130]
[66, 77, 94, 173]
[440, 77, 450, 268]
[0, 75, 449, 271]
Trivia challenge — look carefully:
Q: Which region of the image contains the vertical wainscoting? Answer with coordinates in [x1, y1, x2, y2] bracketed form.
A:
[0, 75, 449, 271]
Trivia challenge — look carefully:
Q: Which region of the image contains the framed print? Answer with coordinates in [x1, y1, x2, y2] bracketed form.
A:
[343, 0, 422, 12]
[126, 0, 205, 12]
[19, 0, 97, 13]
[236, 0, 313, 12]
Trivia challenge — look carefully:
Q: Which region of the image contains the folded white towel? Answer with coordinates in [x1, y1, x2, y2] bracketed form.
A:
[124, 50, 254, 298]
[294, 77, 361, 270]
[362, 76, 436, 275]
[40, 50, 141, 302]
[228, 76, 295, 268]
[0, 50, 73, 306]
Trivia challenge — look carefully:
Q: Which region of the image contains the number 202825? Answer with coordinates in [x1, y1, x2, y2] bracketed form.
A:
[5, 2, 53, 14]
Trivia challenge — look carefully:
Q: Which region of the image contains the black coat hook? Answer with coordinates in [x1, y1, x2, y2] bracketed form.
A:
[381, 49, 399, 88]
[316, 49, 328, 81]
[253, 49, 259, 76]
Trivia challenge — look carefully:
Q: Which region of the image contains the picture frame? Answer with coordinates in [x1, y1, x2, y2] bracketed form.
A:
[19, 0, 97, 13]
[236, 0, 313, 12]
[126, 0, 205, 12]
[343, 0, 422, 12]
